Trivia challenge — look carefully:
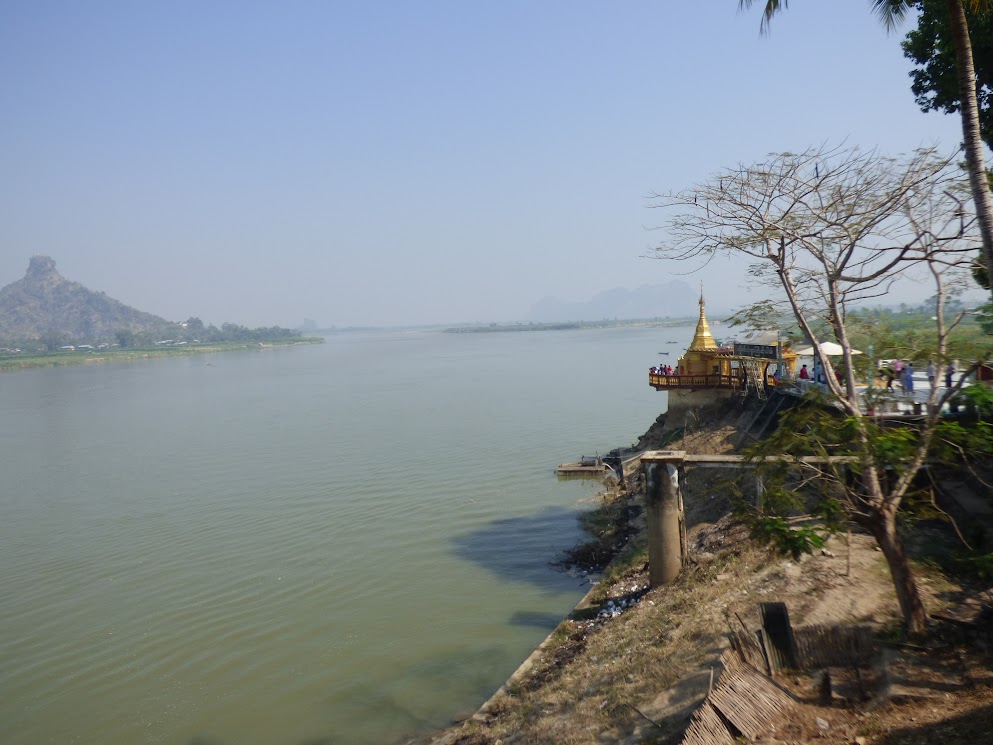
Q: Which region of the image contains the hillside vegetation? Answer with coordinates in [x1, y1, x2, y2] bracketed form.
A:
[0, 256, 306, 353]
[0, 256, 176, 343]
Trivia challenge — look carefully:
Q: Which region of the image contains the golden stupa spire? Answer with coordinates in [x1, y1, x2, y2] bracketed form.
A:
[688, 285, 718, 351]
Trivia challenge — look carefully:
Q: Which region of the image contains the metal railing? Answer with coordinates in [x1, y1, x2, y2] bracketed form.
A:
[648, 371, 743, 390]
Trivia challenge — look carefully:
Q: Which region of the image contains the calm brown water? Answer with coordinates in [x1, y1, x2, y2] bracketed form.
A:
[0, 326, 687, 744]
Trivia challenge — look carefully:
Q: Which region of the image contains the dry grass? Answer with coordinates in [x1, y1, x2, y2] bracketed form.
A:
[426, 500, 988, 745]
[442, 519, 989, 745]
[453, 517, 773, 745]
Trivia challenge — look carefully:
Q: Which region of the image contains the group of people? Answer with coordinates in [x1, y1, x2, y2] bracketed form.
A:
[795, 357, 958, 394]
[881, 360, 916, 392]
[881, 360, 956, 392]
[654, 357, 960, 391]
[797, 358, 833, 385]
[940, 361, 957, 389]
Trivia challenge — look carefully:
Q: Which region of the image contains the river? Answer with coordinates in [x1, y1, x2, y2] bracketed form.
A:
[0, 325, 692, 745]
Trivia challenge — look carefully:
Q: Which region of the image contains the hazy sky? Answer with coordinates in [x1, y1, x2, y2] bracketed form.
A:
[0, 1, 971, 327]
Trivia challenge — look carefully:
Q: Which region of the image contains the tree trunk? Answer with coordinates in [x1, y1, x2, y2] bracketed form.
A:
[945, 0, 993, 307]
[864, 509, 927, 634]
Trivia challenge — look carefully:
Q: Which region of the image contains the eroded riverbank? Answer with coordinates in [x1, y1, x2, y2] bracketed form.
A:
[413, 399, 993, 745]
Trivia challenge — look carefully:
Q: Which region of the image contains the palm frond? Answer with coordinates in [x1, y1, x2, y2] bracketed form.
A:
[869, 0, 913, 32]
[739, 0, 787, 35]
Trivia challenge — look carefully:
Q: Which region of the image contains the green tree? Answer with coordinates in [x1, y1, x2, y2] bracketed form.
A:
[220, 323, 250, 341]
[652, 144, 991, 632]
[741, 0, 993, 326]
[39, 330, 68, 351]
[743, 396, 993, 572]
[184, 317, 206, 337]
[903, 0, 993, 149]
[115, 329, 135, 348]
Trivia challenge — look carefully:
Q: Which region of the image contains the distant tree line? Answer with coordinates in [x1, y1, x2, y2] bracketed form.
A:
[0, 319, 303, 352]
[113, 318, 299, 348]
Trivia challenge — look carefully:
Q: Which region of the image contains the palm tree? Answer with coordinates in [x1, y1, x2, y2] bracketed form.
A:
[740, 1, 993, 309]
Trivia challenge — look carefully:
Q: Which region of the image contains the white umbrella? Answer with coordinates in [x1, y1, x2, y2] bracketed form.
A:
[741, 329, 781, 345]
[795, 341, 862, 356]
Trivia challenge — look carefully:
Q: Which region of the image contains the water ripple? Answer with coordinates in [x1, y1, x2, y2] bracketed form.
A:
[0, 326, 685, 745]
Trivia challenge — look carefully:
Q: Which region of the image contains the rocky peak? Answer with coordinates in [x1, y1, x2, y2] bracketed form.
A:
[26, 255, 62, 282]
[0, 256, 175, 342]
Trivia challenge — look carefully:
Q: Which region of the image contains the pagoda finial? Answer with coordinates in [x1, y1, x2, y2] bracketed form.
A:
[688, 285, 718, 351]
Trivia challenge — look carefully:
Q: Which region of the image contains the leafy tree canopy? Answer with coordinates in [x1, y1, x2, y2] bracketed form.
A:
[903, 0, 993, 149]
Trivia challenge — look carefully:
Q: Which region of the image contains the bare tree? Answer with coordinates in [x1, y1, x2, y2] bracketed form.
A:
[650, 144, 989, 632]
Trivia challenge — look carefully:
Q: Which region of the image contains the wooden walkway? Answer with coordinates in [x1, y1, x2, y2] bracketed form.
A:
[642, 451, 859, 467]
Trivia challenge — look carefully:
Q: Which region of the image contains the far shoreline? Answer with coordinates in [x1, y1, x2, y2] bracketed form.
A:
[0, 337, 324, 373]
[442, 317, 703, 334]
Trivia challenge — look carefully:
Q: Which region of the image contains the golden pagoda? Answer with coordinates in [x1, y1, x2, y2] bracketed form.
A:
[648, 290, 797, 393]
[647, 290, 799, 431]
[677, 292, 722, 376]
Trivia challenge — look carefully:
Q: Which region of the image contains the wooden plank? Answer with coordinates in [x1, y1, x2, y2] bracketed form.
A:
[709, 661, 796, 740]
[681, 649, 797, 745]
[792, 624, 875, 668]
[729, 629, 766, 672]
[681, 702, 736, 745]
[760, 602, 799, 673]
[679, 453, 859, 465]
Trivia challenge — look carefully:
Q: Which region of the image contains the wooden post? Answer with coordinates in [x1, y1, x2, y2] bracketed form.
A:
[759, 602, 799, 674]
[643, 451, 686, 587]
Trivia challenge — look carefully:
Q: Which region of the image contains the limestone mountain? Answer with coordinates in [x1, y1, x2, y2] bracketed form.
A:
[526, 281, 710, 322]
[0, 256, 179, 342]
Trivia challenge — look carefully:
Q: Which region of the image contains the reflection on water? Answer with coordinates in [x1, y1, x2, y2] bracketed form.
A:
[450, 506, 584, 590]
[0, 326, 685, 745]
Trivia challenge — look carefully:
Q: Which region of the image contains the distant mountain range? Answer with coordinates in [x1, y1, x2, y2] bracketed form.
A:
[526, 281, 720, 322]
[0, 256, 178, 342]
